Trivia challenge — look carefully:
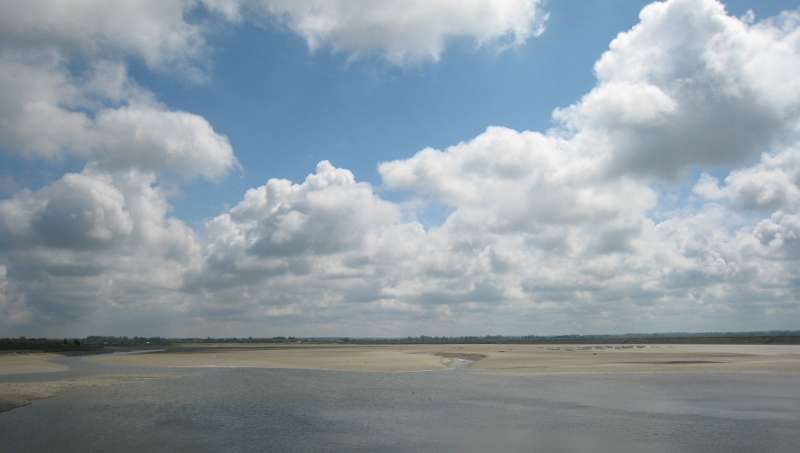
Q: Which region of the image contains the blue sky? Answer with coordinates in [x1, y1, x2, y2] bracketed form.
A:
[159, 0, 794, 226]
[2, 0, 800, 336]
[1, 0, 794, 224]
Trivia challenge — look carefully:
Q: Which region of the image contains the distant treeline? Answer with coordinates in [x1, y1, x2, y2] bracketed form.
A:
[0, 335, 303, 352]
[0, 337, 103, 354]
[2, 330, 800, 352]
[328, 331, 800, 345]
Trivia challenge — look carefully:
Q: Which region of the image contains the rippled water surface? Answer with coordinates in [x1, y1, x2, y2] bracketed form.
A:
[1, 361, 799, 452]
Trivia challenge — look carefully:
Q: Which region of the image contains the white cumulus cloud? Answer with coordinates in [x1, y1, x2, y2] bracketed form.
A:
[0, 167, 199, 330]
[249, 0, 548, 64]
[555, 0, 800, 179]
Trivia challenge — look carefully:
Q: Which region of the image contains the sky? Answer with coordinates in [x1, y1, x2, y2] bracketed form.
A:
[1, 0, 800, 338]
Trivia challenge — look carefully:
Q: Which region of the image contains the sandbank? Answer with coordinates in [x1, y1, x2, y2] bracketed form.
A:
[93, 345, 450, 372]
[0, 353, 67, 375]
[93, 343, 800, 375]
[0, 374, 174, 413]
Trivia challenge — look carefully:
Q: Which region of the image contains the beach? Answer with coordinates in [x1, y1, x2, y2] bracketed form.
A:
[91, 343, 800, 374]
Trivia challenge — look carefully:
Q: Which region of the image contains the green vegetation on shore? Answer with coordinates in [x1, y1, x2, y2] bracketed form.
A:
[2, 330, 799, 354]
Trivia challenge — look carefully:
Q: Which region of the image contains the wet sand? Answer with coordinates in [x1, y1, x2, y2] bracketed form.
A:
[1, 351, 177, 412]
[0, 374, 174, 413]
[3, 344, 798, 413]
[94, 343, 800, 374]
[0, 353, 68, 375]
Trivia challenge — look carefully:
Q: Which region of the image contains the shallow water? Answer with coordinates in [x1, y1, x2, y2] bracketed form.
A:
[1, 360, 799, 452]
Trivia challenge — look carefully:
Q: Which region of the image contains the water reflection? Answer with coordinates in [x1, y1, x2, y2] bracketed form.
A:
[1, 362, 798, 452]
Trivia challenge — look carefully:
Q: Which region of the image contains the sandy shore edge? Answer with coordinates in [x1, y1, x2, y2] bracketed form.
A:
[0, 352, 179, 414]
[0, 374, 176, 414]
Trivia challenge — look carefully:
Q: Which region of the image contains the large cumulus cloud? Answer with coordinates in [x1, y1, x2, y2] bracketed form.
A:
[195, 161, 402, 287]
[0, 168, 199, 330]
[554, 0, 800, 179]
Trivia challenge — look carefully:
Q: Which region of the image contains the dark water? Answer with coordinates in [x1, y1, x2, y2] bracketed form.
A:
[1, 361, 799, 452]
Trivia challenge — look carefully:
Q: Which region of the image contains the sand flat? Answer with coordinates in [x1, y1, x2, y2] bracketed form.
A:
[93, 343, 800, 374]
[0, 352, 175, 413]
[0, 353, 67, 375]
[3, 344, 799, 414]
[458, 344, 800, 374]
[93, 346, 450, 372]
[0, 374, 174, 413]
